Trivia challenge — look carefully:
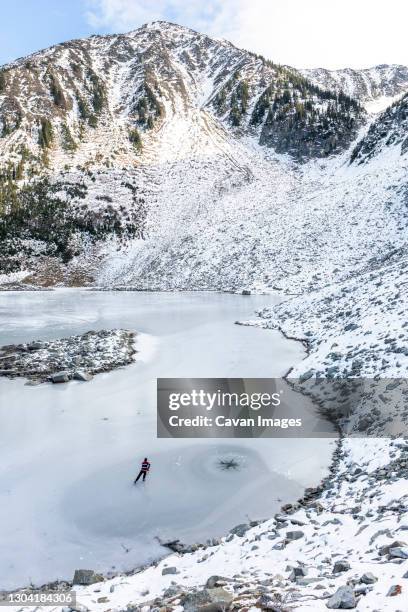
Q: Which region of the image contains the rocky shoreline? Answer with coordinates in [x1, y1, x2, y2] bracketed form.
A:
[9, 435, 408, 611]
[0, 329, 137, 383]
[0, 282, 53, 291]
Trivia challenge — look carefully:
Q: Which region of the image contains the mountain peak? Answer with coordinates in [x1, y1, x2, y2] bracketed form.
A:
[302, 63, 408, 112]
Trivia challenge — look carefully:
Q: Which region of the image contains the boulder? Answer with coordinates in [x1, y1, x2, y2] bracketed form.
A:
[51, 371, 70, 384]
[181, 587, 233, 612]
[360, 572, 377, 584]
[161, 566, 179, 575]
[28, 341, 46, 350]
[205, 576, 231, 588]
[326, 586, 356, 609]
[229, 523, 250, 537]
[379, 540, 406, 555]
[389, 546, 408, 559]
[286, 530, 304, 541]
[73, 569, 103, 586]
[207, 587, 233, 603]
[180, 590, 212, 612]
[333, 560, 351, 573]
[387, 584, 402, 596]
[299, 370, 314, 383]
[289, 566, 307, 582]
[73, 370, 93, 382]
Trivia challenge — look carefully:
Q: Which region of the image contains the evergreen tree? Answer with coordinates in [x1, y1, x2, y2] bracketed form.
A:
[129, 127, 142, 152]
[49, 73, 66, 109]
[0, 70, 6, 92]
[38, 118, 53, 148]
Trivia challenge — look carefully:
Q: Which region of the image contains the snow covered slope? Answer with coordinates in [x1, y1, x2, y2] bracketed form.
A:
[301, 64, 408, 113]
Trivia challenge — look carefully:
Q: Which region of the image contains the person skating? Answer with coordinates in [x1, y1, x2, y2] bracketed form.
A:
[134, 457, 151, 483]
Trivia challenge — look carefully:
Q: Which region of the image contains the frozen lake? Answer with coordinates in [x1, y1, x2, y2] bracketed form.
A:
[0, 290, 335, 589]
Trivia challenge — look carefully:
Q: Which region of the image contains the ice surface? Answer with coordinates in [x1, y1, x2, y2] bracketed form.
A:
[0, 290, 335, 588]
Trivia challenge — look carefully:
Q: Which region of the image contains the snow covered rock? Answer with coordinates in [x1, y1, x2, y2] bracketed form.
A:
[326, 585, 356, 609]
[0, 329, 136, 383]
[72, 569, 103, 585]
[360, 572, 377, 584]
[333, 560, 351, 574]
[161, 566, 179, 575]
[285, 530, 304, 541]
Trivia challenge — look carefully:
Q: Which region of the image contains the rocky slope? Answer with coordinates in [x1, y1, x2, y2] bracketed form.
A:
[301, 64, 408, 112]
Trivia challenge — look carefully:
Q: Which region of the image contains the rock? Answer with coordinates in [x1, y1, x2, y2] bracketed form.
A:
[29, 341, 46, 350]
[289, 518, 305, 526]
[241, 290, 251, 296]
[299, 370, 314, 383]
[333, 560, 351, 573]
[389, 546, 408, 559]
[181, 587, 233, 612]
[326, 585, 356, 609]
[229, 523, 250, 537]
[180, 590, 212, 612]
[296, 577, 322, 586]
[353, 584, 369, 595]
[67, 604, 90, 612]
[256, 594, 285, 611]
[289, 566, 307, 582]
[379, 540, 407, 555]
[0, 329, 136, 384]
[387, 584, 402, 596]
[205, 576, 231, 588]
[51, 371, 71, 383]
[161, 566, 179, 575]
[163, 586, 180, 598]
[360, 572, 377, 584]
[73, 569, 103, 585]
[286, 530, 304, 540]
[73, 370, 93, 382]
[206, 587, 233, 604]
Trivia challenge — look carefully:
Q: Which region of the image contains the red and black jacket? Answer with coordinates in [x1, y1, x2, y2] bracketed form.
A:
[141, 460, 150, 472]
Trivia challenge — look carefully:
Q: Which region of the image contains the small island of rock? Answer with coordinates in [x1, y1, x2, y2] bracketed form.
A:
[0, 329, 137, 384]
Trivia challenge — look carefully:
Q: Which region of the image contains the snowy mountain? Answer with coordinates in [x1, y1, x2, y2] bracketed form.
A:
[0, 20, 363, 174]
[0, 21, 365, 282]
[351, 91, 408, 163]
[301, 64, 408, 113]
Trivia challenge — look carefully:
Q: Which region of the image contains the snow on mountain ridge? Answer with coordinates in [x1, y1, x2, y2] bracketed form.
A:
[301, 63, 408, 113]
[0, 21, 364, 177]
[350, 91, 408, 163]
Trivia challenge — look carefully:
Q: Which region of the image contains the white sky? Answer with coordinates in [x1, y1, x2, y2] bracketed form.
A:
[86, 0, 408, 69]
